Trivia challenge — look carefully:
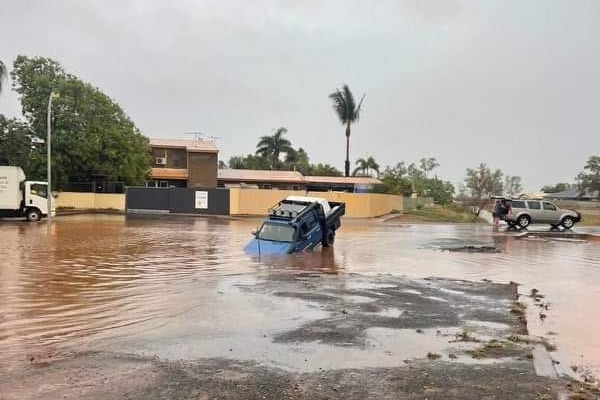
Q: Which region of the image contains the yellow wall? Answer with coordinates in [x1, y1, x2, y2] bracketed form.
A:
[57, 189, 404, 218]
[56, 192, 125, 211]
[229, 188, 306, 215]
[229, 188, 403, 218]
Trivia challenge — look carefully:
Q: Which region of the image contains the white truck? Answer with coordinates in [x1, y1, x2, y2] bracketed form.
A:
[0, 166, 55, 222]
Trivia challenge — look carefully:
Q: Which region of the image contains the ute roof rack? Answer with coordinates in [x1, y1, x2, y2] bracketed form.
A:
[268, 198, 323, 224]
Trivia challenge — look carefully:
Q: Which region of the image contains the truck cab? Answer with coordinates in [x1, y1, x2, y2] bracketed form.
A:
[244, 196, 345, 255]
[23, 181, 55, 221]
[0, 166, 54, 222]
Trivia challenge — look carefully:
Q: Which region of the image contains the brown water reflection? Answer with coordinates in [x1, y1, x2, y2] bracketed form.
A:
[0, 215, 599, 378]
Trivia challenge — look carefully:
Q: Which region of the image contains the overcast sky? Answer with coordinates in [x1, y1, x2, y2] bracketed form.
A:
[1, 0, 599, 191]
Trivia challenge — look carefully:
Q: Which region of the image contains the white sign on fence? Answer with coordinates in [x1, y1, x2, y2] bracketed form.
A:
[195, 191, 208, 209]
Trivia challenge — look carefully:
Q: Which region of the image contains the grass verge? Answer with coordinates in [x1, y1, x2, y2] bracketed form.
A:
[579, 213, 600, 226]
[399, 204, 485, 223]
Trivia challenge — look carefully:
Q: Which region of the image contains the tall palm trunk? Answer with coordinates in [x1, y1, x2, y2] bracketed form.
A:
[345, 122, 351, 177]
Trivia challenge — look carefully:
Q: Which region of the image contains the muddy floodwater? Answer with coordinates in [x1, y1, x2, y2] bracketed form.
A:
[1, 215, 599, 381]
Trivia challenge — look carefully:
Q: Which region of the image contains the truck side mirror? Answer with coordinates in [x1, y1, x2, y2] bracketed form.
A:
[251, 229, 258, 237]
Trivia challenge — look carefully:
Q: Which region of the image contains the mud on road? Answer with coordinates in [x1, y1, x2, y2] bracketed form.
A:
[2, 274, 592, 400]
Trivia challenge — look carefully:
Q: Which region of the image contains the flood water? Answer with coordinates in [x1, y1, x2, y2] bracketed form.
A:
[1, 215, 599, 378]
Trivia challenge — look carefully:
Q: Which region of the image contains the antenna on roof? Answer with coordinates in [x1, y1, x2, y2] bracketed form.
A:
[184, 131, 222, 143]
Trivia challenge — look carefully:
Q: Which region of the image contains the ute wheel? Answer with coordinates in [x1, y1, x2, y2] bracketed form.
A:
[322, 230, 335, 247]
[517, 215, 531, 228]
[26, 208, 41, 222]
[561, 216, 575, 230]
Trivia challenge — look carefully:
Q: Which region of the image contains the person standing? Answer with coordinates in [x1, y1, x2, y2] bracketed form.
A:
[493, 200, 502, 226]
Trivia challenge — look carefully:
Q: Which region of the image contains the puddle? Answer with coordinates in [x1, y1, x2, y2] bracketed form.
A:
[1, 216, 599, 378]
[374, 308, 405, 318]
[401, 289, 422, 295]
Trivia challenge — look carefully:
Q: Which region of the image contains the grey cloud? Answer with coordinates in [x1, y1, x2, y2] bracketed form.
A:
[1, 0, 599, 190]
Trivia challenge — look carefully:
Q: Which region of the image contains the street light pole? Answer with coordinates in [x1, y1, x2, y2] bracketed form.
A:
[47, 91, 59, 230]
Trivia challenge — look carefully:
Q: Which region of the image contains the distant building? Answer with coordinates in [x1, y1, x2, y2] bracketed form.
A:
[303, 175, 381, 193]
[148, 138, 219, 188]
[544, 188, 599, 201]
[217, 169, 304, 190]
[217, 169, 381, 192]
[147, 139, 381, 191]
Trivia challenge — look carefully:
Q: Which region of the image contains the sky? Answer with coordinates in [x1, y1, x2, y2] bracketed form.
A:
[1, 0, 599, 191]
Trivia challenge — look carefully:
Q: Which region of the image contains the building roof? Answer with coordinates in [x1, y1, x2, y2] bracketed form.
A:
[150, 168, 189, 180]
[218, 169, 304, 183]
[544, 188, 599, 199]
[216, 169, 382, 185]
[150, 138, 218, 153]
[304, 176, 382, 185]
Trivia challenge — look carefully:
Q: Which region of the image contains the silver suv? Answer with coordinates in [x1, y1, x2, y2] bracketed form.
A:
[504, 199, 581, 229]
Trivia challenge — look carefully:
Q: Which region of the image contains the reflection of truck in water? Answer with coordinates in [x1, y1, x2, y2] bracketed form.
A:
[244, 196, 346, 255]
[0, 166, 54, 221]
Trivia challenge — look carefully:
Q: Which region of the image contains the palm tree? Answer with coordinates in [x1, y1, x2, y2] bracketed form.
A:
[367, 156, 380, 177]
[0, 61, 6, 94]
[329, 84, 365, 177]
[256, 127, 295, 170]
[353, 158, 369, 176]
[353, 156, 379, 177]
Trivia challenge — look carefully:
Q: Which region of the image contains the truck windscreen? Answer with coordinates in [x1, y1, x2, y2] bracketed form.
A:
[30, 184, 48, 199]
[258, 223, 296, 242]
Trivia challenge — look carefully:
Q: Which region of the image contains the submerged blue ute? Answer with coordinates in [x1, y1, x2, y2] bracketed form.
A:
[244, 196, 345, 256]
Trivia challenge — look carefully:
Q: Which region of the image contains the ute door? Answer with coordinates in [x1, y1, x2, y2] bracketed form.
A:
[542, 201, 561, 224]
[25, 182, 49, 215]
[296, 211, 322, 251]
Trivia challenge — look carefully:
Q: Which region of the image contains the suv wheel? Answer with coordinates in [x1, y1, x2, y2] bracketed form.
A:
[561, 216, 575, 229]
[517, 215, 531, 228]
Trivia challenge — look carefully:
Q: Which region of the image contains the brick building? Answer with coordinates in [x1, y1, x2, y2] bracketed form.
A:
[148, 138, 218, 188]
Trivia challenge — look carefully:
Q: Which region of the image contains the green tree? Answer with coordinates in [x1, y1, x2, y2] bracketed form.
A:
[419, 157, 440, 177]
[372, 159, 453, 204]
[421, 177, 455, 205]
[0, 60, 6, 93]
[576, 156, 600, 198]
[407, 163, 426, 181]
[541, 183, 571, 193]
[228, 154, 270, 170]
[10, 56, 149, 188]
[353, 156, 379, 177]
[372, 162, 413, 196]
[308, 163, 342, 176]
[256, 127, 294, 169]
[353, 158, 368, 176]
[0, 115, 35, 169]
[503, 175, 523, 197]
[284, 147, 310, 174]
[464, 163, 504, 199]
[329, 84, 365, 177]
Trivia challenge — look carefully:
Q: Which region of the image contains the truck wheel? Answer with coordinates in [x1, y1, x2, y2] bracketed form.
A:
[26, 208, 41, 222]
[561, 216, 575, 229]
[322, 231, 335, 247]
[517, 215, 530, 228]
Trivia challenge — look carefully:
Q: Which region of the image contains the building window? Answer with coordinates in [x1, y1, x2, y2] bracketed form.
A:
[146, 181, 157, 188]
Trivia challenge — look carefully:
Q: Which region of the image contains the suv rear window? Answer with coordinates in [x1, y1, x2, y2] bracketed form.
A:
[511, 200, 526, 208]
[527, 201, 541, 210]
